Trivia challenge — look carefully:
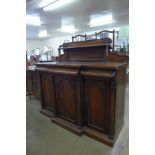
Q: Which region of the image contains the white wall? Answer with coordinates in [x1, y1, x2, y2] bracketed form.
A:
[26, 39, 44, 54]
[119, 25, 129, 39]
[42, 35, 71, 56]
[26, 36, 71, 57]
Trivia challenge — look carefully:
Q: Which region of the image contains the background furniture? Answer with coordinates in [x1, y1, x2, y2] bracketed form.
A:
[26, 66, 41, 100]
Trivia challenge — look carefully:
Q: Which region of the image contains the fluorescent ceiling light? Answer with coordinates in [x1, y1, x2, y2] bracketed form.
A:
[38, 30, 49, 37]
[39, 0, 57, 8]
[58, 25, 78, 33]
[26, 15, 42, 26]
[89, 14, 114, 27]
[43, 0, 77, 11]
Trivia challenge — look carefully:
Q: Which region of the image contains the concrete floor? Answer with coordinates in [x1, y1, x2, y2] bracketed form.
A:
[26, 87, 129, 155]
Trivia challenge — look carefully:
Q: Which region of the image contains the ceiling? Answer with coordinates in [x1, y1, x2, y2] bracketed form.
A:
[26, 0, 129, 39]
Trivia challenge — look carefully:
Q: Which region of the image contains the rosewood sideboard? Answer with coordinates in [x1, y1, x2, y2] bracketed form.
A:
[35, 31, 129, 147]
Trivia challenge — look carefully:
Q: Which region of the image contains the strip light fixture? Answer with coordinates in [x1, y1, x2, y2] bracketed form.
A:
[58, 25, 78, 33]
[39, 0, 57, 8]
[40, 0, 77, 11]
[89, 13, 114, 27]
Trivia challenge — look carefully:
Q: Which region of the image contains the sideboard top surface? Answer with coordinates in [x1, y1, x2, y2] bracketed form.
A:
[36, 61, 128, 70]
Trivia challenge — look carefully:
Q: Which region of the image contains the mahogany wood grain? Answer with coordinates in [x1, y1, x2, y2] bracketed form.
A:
[35, 39, 128, 146]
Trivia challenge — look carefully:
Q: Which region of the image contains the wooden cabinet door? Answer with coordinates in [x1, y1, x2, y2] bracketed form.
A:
[55, 77, 77, 123]
[84, 79, 108, 132]
[41, 74, 55, 112]
[35, 72, 40, 98]
[27, 73, 33, 94]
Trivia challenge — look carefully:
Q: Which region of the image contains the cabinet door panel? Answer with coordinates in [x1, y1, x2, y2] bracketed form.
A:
[84, 80, 107, 132]
[41, 74, 55, 111]
[55, 77, 77, 123]
[35, 72, 40, 98]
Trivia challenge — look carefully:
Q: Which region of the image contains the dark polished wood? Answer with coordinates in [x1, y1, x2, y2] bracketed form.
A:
[26, 66, 41, 99]
[36, 61, 127, 146]
[36, 34, 128, 147]
[55, 77, 77, 123]
[58, 40, 127, 63]
[39, 73, 55, 117]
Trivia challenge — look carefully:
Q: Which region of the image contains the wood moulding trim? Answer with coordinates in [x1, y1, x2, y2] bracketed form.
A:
[83, 127, 113, 147]
[48, 69, 78, 76]
[40, 109, 55, 118]
[63, 44, 111, 49]
[59, 114, 76, 124]
[80, 71, 115, 78]
[51, 117, 83, 136]
[36, 67, 48, 72]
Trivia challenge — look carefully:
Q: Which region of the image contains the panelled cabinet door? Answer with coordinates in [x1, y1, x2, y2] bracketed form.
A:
[34, 72, 40, 98]
[41, 74, 55, 112]
[55, 77, 77, 123]
[31, 71, 36, 96]
[84, 79, 108, 133]
[27, 80, 33, 94]
[27, 71, 33, 94]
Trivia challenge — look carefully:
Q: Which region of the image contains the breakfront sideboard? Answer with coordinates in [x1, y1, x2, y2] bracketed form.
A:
[35, 30, 129, 147]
